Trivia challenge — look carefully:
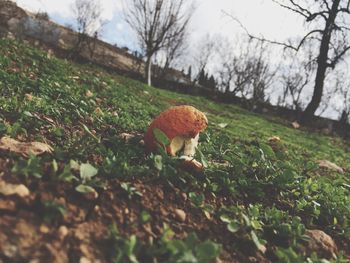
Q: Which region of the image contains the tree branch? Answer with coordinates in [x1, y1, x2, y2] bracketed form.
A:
[322, 0, 331, 12]
[295, 29, 323, 50]
[338, 7, 350, 14]
[224, 11, 322, 52]
[328, 45, 350, 68]
[338, 0, 350, 14]
[272, 0, 328, 21]
[288, 0, 312, 16]
[272, 0, 309, 18]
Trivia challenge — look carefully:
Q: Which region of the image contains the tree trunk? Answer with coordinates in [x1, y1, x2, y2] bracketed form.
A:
[301, 0, 340, 123]
[145, 56, 152, 86]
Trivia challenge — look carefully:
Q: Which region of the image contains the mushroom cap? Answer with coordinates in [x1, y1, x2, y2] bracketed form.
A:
[144, 105, 208, 154]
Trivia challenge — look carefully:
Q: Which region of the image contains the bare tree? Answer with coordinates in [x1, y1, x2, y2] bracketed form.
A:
[279, 44, 316, 112]
[161, 23, 188, 72]
[227, 0, 350, 123]
[123, 0, 193, 86]
[153, 24, 189, 80]
[215, 37, 238, 94]
[339, 91, 350, 124]
[216, 37, 253, 96]
[215, 36, 276, 104]
[339, 86, 350, 124]
[328, 70, 350, 123]
[249, 41, 278, 105]
[191, 34, 216, 85]
[71, 0, 104, 58]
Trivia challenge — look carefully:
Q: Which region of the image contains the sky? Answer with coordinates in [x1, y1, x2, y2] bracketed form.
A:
[15, 0, 307, 50]
[13, 0, 343, 119]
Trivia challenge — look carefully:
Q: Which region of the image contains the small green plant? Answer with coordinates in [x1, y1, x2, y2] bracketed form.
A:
[57, 160, 79, 182]
[120, 182, 143, 199]
[156, 225, 222, 263]
[139, 211, 151, 224]
[108, 224, 139, 263]
[74, 162, 103, 193]
[188, 192, 205, 208]
[42, 200, 65, 223]
[219, 205, 266, 252]
[12, 154, 43, 178]
[108, 224, 221, 263]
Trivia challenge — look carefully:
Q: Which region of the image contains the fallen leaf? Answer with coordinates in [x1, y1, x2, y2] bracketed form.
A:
[317, 160, 344, 174]
[42, 115, 55, 124]
[291, 121, 300, 129]
[218, 123, 228, 128]
[39, 225, 50, 234]
[86, 90, 93, 98]
[0, 137, 53, 157]
[94, 107, 103, 114]
[305, 229, 338, 259]
[58, 225, 69, 240]
[0, 199, 16, 211]
[268, 136, 281, 142]
[142, 223, 156, 237]
[209, 160, 230, 167]
[119, 132, 136, 142]
[0, 181, 30, 197]
[79, 257, 92, 263]
[204, 210, 211, 220]
[25, 93, 33, 101]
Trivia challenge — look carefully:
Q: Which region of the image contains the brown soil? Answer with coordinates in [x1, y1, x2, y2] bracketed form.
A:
[0, 155, 272, 263]
[1, 156, 348, 263]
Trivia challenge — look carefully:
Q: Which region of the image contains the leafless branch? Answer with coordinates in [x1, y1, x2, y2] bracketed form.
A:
[328, 45, 350, 68]
[322, 0, 331, 12]
[272, 0, 309, 18]
[272, 0, 328, 21]
[224, 11, 322, 52]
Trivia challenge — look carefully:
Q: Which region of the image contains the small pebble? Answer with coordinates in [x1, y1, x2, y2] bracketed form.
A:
[39, 225, 49, 234]
[58, 225, 68, 240]
[174, 209, 186, 222]
[79, 257, 92, 263]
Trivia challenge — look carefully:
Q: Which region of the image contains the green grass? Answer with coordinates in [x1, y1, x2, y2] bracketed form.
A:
[0, 39, 349, 262]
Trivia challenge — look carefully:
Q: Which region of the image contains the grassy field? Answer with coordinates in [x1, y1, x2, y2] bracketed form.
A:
[0, 39, 349, 263]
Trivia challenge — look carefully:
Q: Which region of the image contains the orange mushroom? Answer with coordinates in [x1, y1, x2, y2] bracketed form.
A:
[144, 105, 208, 171]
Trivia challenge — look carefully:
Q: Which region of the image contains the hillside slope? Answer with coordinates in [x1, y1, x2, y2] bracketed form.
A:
[0, 39, 349, 263]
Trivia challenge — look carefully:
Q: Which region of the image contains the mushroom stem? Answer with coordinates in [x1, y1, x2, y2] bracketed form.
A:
[183, 134, 199, 157]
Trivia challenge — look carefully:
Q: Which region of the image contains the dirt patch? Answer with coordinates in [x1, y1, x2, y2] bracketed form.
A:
[0, 155, 349, 262]
[0, 158, 267, 263]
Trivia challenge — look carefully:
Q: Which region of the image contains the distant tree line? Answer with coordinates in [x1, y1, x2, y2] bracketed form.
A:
[197, 68, 216, 91]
